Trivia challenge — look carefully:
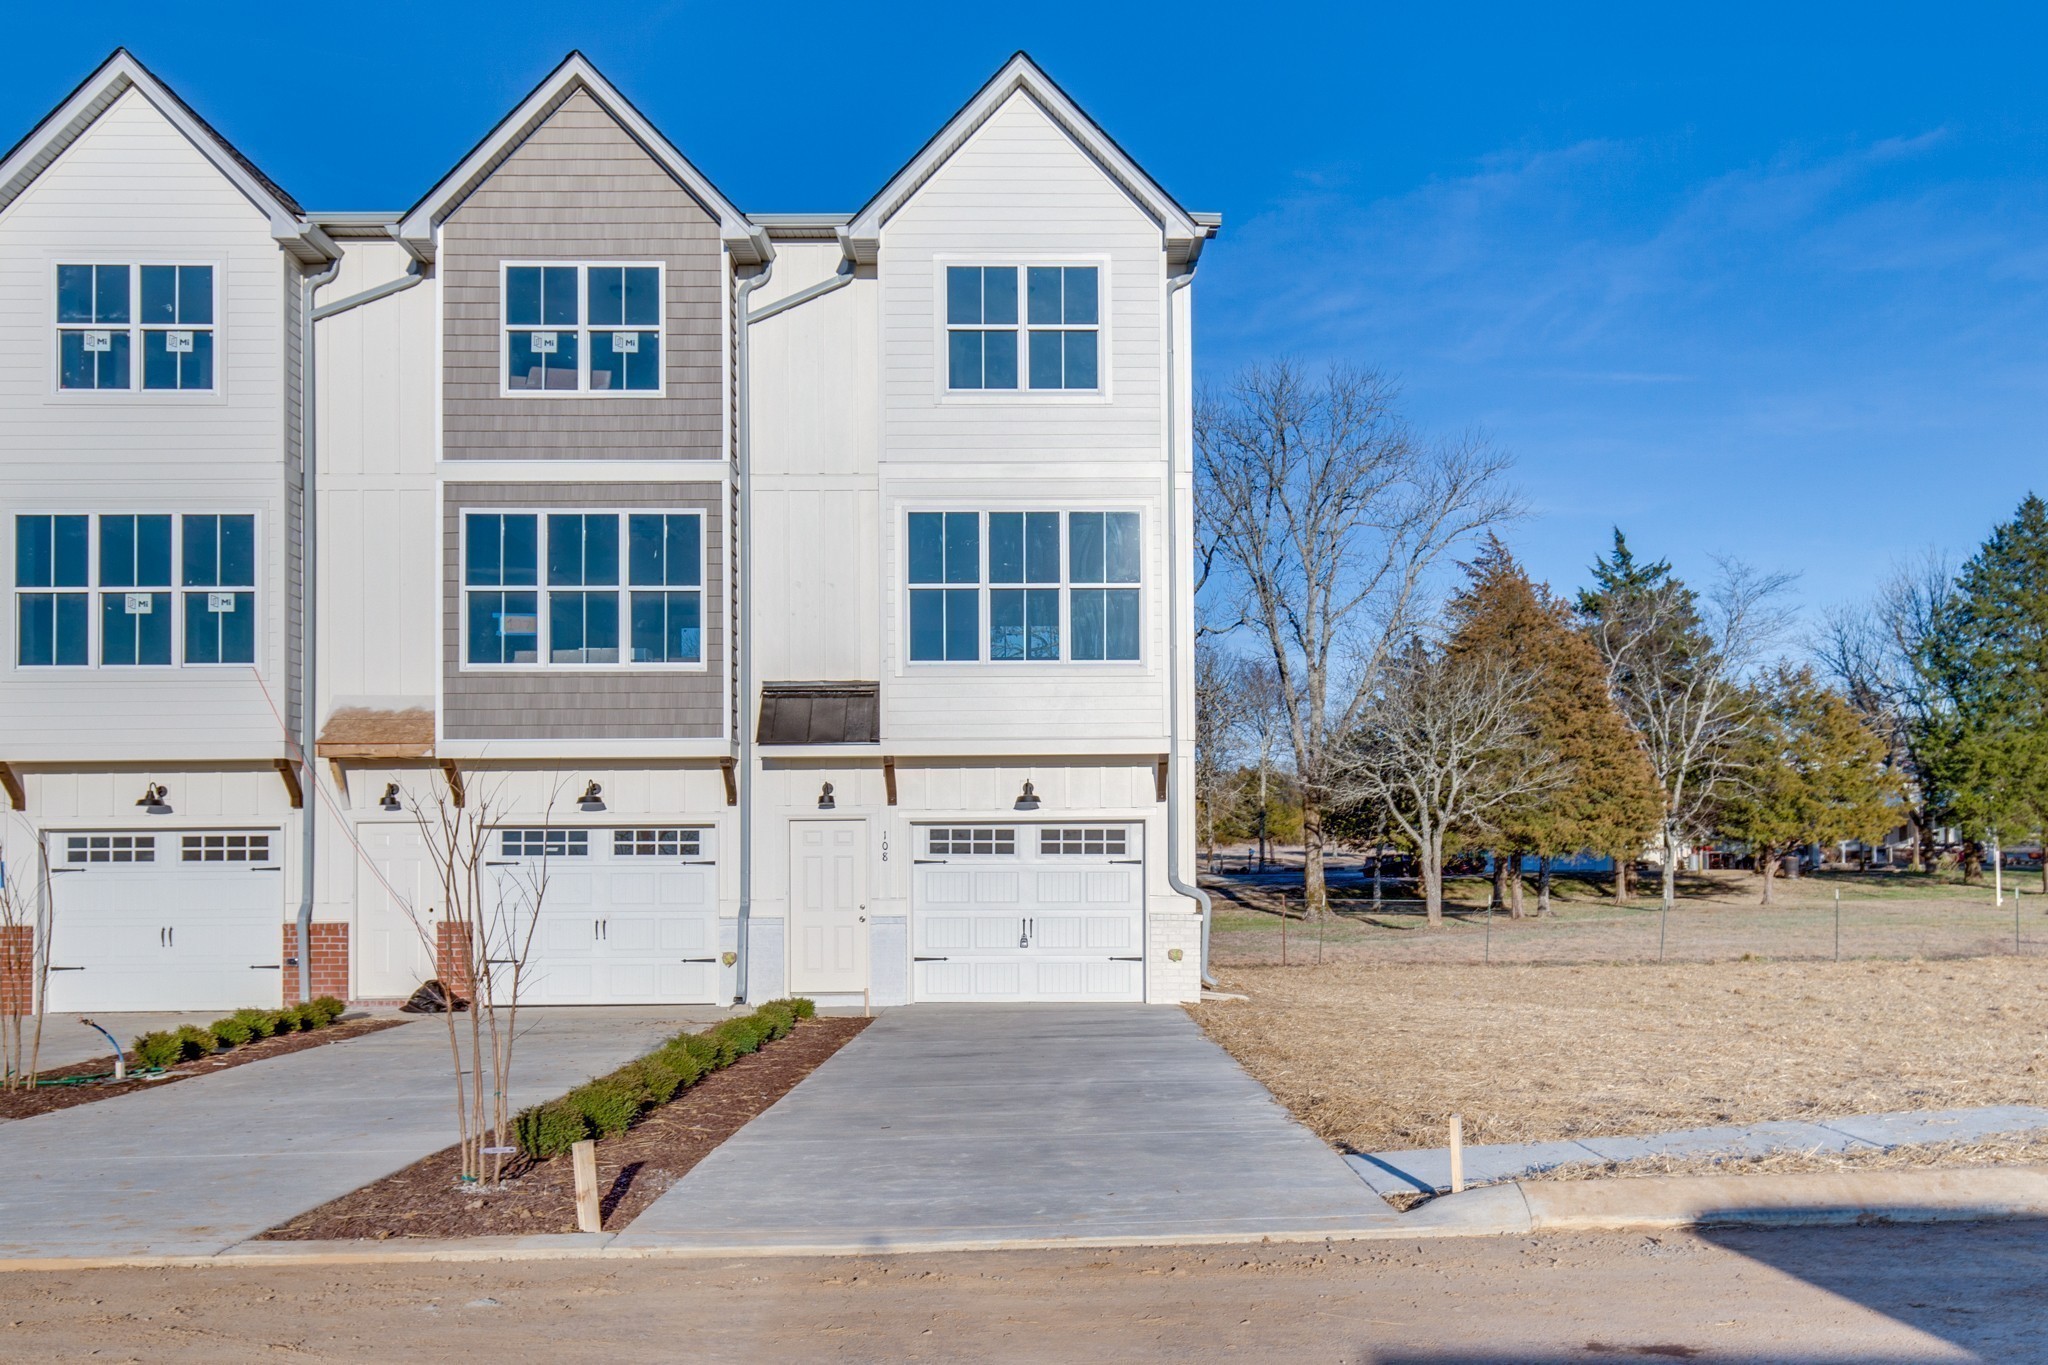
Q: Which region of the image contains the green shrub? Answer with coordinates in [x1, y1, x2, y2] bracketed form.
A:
[209, 1015, 255, 1047]
[671, 1033, 721, 1073]
[514, 1100, 588, 1159]
[286, 1002, 322, 1031]
[309, 996, 347, 1025]
[628, 1054, 687, 1106]
[768, 996, 816, 1021]
[655, 1040, 706, 1087]
[171, 1024, 220, 1061]
[567, 1077, 643, 1138]
[132, 1031, 183, 1070]
[755, 1003, 796, 1040]
[708, 1017, 764, 1063]
[232, 1008, 278, 1039]
[266, 1008, 301, 1035]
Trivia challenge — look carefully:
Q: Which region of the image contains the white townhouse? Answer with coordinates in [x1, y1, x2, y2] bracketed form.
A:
[0, 49, 1218, 1016]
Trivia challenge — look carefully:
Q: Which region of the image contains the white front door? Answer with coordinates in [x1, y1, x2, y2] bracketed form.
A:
[788, 819, 868, 994]
[45, 829, 285, 1013]
[497, 826, 721, 1006]
[355, 824, 436, 999]
[912, 823, 1145, 1002]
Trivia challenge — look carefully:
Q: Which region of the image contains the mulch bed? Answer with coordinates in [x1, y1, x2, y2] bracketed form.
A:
[260, 1014, 871, 1242]
[0, 1017, 407, 1121]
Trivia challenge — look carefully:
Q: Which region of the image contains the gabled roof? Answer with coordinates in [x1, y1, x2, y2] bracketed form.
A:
[0, 49, 336, 264]
[397, 52, 770, 265]
[840, 52, 1215, 267]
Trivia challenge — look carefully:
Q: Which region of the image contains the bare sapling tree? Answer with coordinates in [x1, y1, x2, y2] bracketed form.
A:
[1338, 648, 1563, 926]
[1, 820, 54, 1091]
[408, 778, 560, 1186]
[1198, 361, 1516, 917]
[1584, 547, 1792, 912]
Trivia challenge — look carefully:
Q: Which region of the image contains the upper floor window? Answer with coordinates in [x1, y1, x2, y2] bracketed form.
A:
[57, 264, 215, 392]
[503, 263, 662, 395]
[463, 510, 703, 668]
[946, 265, 1100, 392]
[907, 510, 1140, 664]
[15, 513, 256, 668]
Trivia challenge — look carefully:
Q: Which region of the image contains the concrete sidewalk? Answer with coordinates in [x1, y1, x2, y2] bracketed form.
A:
[1350, 1105, 2048, 1196]
[616, 1004, 1402, 1251]
[0, 1008, 706, 1258]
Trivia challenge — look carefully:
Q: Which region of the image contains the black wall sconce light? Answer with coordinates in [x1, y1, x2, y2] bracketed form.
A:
[579, 781, 606, 812]
[135, 782, 170, 813]
[380, 782, 403, 812]
[1015, 780, 1040, 811]
[818, 782, 836, 810]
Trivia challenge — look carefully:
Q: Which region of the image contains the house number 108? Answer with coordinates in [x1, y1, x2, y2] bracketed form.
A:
[880, 831, 889, 863]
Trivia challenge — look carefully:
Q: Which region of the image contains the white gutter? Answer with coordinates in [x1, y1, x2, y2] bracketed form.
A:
[312, 261, 424, 322]
[1162, 265, 1216, 988]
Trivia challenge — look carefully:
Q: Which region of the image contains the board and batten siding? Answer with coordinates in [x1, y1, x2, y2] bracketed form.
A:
[870, 89, 1172, 749]
[0, 87, 296, 760]
[441, 482, 726, 741]
[438, 88, 726, 460]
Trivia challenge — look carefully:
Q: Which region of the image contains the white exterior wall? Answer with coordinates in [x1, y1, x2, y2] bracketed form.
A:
[0, 88, 296, 760]
[874, 91, 1171, 751]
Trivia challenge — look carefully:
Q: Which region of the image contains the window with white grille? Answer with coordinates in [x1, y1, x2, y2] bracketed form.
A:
[500, 829, 590, 858]
[1039, 827, 1129, 857]
[66, 834, 154, 864]
[613, 828, 702, 858]
[181, 832, 271, 863]
[927, 827, 1017, 856]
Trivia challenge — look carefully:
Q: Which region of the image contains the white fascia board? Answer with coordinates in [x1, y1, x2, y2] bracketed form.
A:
[433, 739, 734, 761]
[840, 52, 1208, 266]
[0, 51, 332, 261]
[869, 740, 1169, 760]
[396, 53, 769, 265]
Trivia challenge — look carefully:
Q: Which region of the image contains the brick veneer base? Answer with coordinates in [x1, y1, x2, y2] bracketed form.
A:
[435, 920, 474, 1004]
[0, 924, 29, 1017]
[282, 922, 350, 1001]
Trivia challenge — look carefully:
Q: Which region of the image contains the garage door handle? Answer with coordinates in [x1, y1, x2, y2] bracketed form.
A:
[680, 956, 718, 963]
[914, 956, 949, 962]
[1110, 955, 1143, 961]
[250, 964, 280, 970]
[47, 965, 83, 971]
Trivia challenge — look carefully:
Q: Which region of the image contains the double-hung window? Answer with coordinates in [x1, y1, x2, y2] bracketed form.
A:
[463, 511, 703, 668]
[945, 264, 1100, 392]
[907, 511, 1140, 664]
[504, 263, 662, 394]
[15, 513, 256, 667]
[57, 264, 215, 391]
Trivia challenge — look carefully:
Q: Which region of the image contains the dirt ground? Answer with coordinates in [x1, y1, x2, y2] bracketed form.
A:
[265, 1016, 868, 1240]
[1193, 957, 2048, 1153]
[1205, 866, 2048, 967]
[0, 1223, 2036, 1361]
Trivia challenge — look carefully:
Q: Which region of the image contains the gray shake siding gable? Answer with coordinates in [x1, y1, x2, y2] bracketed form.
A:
[440, 87, 725, 459]
[442, 483, 726, 740]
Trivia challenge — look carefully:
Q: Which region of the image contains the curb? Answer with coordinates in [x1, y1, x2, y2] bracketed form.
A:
[0, 1165, 2041, 1272]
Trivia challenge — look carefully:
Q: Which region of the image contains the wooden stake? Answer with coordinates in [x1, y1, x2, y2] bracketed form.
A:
[571, 1140, 601, 1233]
[1449, 1114, 1465, 1194]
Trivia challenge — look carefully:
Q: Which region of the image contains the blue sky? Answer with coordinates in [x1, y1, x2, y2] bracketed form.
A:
[5, 3, 2044, 620]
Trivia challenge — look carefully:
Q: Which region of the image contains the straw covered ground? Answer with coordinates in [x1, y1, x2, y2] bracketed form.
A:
[1192, 957, 2048, 1154]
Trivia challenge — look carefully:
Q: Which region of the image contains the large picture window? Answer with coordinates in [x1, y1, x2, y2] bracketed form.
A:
[15, 513, 256, 667]
[503, 263, 662, 394]
[907, 511, 1140, 664]
[946, 264, 1100, 393]
[463, 510, 703, 668]
[57, 264, 215, 392]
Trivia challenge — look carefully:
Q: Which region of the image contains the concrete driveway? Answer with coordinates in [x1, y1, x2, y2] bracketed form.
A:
[617, 1005, 1399, 1251]
[0, 1007, 718, 1258]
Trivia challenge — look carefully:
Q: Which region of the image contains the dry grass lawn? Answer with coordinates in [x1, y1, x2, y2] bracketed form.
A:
[1193, 957, 2048, 1154]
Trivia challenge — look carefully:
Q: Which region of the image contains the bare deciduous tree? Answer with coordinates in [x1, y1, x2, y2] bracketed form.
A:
[1197, 361, 1516, 916]
[1587, 557, 1792, 911]
[1194, 643, 1251, 871]
[403, 780, 559, 1187]
[0, 819, 51, 1092]
[1338, 649, 1561, 926]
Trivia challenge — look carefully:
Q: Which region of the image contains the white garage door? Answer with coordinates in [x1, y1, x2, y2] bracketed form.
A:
[493, 827, 720, 1005]
[45, 830, 284, 1013]
[912, 824, 1144, 1002]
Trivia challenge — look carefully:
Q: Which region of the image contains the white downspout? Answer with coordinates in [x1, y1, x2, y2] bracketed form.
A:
[1162, 263, 1215, 989]
[296, 256, 343, 1001]
[732, 256, 774, 1004]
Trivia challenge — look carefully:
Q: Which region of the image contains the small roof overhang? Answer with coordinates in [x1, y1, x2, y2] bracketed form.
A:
[839, 52, 1216, 269]
[757, 682, 881, 746]
[0, 49, 337, 265]
[395, 51, 770, 266]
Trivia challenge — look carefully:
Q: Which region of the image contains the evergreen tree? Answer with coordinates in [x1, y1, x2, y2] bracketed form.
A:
[1719, 666, 1902, 904]
[1447, 537, 1664, 914]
